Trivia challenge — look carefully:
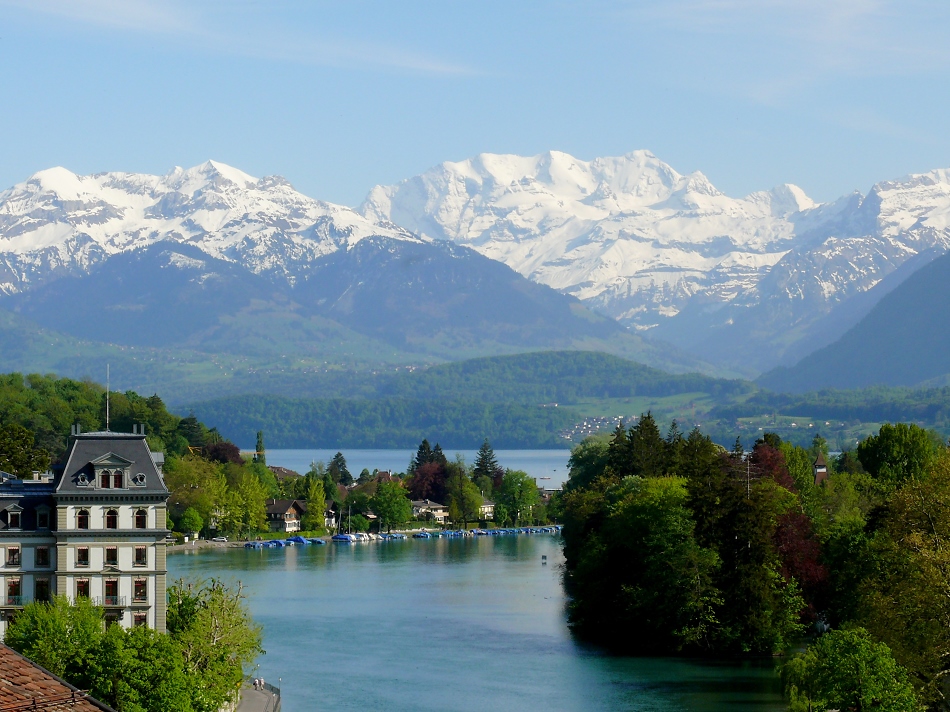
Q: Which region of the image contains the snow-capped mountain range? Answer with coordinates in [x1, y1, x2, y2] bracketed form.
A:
[0, 160, 418, 294]
[362, 151, 950, 372]
[2, 153, 950, 377]
[362, 150, 816, 328]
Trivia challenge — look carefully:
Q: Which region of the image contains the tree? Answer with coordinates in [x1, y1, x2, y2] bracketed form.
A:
[473, 439, 500, 482]
[235, 471, 268, 537]
[562, 476, 722, 652]
[179, 508, 204, 535]
[445, 459, 482, 528]
[371, 481, 412, 532]
[4, 595, 104, 683]
[857, 451, 950, 704]
[328, 452, 352, 486]
[5, 597, 194, 712]
[412, 439, 434, 471]
[497, 470, 540, 526]
[564, 436, 610, 493]
[408, 461, 447, 503]
[357, 468, 373, 485]
[857, 422, 940, 492]
[202, 441, 242, 465]
[349, 514, 370, 532]
[178, 415, 208, 448]
[167, 578, 263, 712]
[0, 423, 50, 478]
[783, 628, 920, 712]
[88, 624, 193, 712]
[302, 479, 326, 532]
[412, 439, 447, 471]
[253, 431, 265, 466]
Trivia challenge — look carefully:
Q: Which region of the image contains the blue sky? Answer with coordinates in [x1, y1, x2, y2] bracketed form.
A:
[1, 0, 949, 206]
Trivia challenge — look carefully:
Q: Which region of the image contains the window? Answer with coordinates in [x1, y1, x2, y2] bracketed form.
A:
[8, 511, 21, 529]
[135, 509, 147, 529]
[133, 613, 147, 627]
[100, 471, 110, 488]
[7, 577, 21, 605]
[105, 546, 118, 566]
[113, 471, 123, 489]
[36, 510, 49, 529]
[104, 578, 119, 606]
[35, 546, 50, 567]
[105, 509, 118, 529]
[76, 547, 89, 567]
[6, 547, 20, 566]
[75, 578, 90, 598]
[133, 578, 147, 602]
[134, 546, 147, 567]
[77, 510, 89, 530]
[34, 578, 50, 602]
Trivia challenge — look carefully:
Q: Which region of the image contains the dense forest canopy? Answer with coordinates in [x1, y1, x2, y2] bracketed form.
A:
[559, 415, 950, 709]
[188, 395, 577, 449]
[0, 372, 213, 461]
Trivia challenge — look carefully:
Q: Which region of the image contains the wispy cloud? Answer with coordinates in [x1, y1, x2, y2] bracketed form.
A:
[636, 0, 950, 76]
[0, 0, 474, 75]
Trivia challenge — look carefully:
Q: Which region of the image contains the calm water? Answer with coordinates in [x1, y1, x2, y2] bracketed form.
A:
[169, 536, 785, 712]
[265, 448, 573, 487]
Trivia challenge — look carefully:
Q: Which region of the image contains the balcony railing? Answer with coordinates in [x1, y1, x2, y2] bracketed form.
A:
[93, 596, 127, 607]
[4, 596, 23, 606]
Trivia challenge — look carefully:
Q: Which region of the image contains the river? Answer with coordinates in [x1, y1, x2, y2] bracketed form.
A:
[168, 535, 785, 711]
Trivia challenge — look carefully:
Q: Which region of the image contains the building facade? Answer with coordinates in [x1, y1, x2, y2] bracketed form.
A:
[265, 499, 305, 533]
[0, 430, 169, 636]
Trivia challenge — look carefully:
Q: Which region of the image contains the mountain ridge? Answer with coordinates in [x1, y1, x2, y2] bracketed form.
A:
[363, 150, 950, 374]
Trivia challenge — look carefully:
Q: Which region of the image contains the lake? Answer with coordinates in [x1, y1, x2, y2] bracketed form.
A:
[265, 448, 573, 487]
[169, 535, 785, 711]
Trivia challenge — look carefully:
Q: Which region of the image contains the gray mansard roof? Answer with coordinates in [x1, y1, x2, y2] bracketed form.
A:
[55, 432, 169, 497]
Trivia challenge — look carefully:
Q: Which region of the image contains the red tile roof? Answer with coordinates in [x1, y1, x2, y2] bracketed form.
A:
[0, 644, 116, 712]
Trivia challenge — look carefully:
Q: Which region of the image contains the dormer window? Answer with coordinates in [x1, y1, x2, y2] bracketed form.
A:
[100, 471, 110, 489]
[8, 511, 20, 529]
[36, 510, 49, 529]
[133, 473, 146, 486]
[113, 471, 124, 489]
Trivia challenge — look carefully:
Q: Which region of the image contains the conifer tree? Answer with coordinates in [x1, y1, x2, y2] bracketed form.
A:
[473, 439, 500, 482]
[254, 431, 265, 466]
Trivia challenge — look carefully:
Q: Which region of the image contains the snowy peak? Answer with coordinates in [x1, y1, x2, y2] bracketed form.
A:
[0, 161, 417, 293]
[362, 150, 950, 373]
[361, 149, 817, 329]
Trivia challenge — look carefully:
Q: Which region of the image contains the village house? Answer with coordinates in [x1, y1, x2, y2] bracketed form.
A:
[265, 499, 306, 533]
[411, 499, 448, 524]
[268, 466, 302, 486]
[479, 499, 495, 520]
[0, 426, 170, 636]
[813, 453, 829, 486]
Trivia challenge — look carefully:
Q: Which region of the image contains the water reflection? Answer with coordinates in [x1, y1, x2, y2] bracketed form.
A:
[170, 536, 784, 711]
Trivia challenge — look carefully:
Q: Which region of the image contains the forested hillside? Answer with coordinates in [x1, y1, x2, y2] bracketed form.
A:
[0, 372, 209, 459]
[189, 395, 576, 449]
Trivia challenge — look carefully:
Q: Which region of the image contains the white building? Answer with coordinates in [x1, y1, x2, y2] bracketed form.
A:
[0, 429, 170, 635]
